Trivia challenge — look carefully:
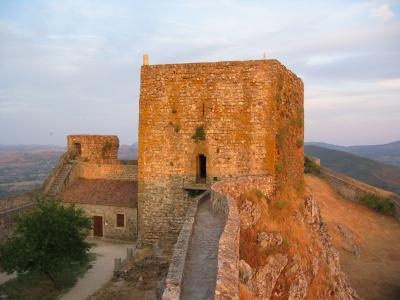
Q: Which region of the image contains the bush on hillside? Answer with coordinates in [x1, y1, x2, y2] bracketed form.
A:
[357, 193, 395, 215]
[304, 156, 320, 174]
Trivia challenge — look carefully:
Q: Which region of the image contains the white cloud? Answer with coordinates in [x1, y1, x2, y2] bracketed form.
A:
[306, 53, 359, 66]
[378, 78, 400, 88]
[371, 4, 394, 21]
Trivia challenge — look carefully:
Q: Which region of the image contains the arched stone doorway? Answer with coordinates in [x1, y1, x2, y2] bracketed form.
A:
[196, 154, 207, 183]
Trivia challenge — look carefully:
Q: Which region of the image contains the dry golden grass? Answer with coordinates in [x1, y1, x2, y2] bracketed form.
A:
[306, 265, 335, 300]
[239, 283, 261, 300]
[306, 174, 400, 300]
[239, 186, 315, 270]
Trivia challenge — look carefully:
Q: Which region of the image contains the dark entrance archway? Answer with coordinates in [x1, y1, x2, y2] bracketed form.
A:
[196, 154, 207, 183]
[72, 143, 82, 159]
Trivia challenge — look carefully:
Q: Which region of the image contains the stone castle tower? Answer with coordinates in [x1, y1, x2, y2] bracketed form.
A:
[138, 59, 304, 244]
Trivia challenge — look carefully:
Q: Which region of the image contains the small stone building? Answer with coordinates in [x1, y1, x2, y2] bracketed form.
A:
[61, 179, 137, 241]
[45, 135, 138, 241]
[138, 59, 304, 244]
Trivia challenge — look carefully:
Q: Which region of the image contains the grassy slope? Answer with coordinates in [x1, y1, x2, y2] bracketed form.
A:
[306, 175, 400, 299]
[305, 145, 400, 195]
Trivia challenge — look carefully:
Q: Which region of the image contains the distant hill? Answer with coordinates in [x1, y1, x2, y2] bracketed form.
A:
[118, 143, 137, 160]
[0, 145, 65, 198]
[306, 140, 400, 168]
[305, 145, 400, 195]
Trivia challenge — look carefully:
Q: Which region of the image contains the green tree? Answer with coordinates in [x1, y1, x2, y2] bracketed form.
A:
[0, 196, 92, 288]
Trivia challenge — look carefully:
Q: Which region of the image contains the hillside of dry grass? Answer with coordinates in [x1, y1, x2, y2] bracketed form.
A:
[306, 174, 400, 300]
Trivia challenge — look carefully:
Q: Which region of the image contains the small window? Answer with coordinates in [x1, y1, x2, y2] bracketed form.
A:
[116, 213, 125, 228]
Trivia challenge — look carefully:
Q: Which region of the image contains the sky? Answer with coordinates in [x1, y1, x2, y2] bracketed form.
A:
[0, 0, 399, 146]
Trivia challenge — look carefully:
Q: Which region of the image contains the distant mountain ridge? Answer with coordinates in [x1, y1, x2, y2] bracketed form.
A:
[306, 140, 400, 168]
[305, 145, 400, 195]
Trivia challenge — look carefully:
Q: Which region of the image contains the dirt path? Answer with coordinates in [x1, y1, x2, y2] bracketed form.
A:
[0, 272, 16, 285]
[181, 197, 224, 300]
[61, 239, 134, 300]
[306, 175, 400, 300]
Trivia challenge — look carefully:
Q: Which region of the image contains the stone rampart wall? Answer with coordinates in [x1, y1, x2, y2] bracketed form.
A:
[0, 201, 35, 243]
[0, 192, 34, 211]
[320, 167, 400, 219]
[210, 175, 274, 300]
[162, 191, 209, 300]
[75, 162, 137, 181]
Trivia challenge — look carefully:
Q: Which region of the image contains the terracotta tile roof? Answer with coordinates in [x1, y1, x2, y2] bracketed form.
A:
[60, 179, 137, 208]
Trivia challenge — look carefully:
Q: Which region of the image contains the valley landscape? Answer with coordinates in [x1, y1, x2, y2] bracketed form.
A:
[2, 141, 399, 199]
[0, 144, 137, 198]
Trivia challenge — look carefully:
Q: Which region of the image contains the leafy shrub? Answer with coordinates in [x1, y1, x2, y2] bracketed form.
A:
[291, 117, 303, 128]
[304, 156, 320, 174]
[0, 196, 92, 288]
[275, 200, 287, 209]
[296, 139, 303, 148]
[192, 127, 206, 141]
[277, 129, 285, 149]
[252, 189, 265, 199]
[275, 161, 283, 174]
[358, 194, 394, 215]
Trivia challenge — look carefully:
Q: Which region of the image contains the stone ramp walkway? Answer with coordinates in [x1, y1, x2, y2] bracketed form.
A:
[181, 196, 225, 300]
[61, 239, 133, 300]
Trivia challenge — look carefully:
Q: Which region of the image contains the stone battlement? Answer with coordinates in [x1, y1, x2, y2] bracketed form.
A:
[67, 135, 119, 164]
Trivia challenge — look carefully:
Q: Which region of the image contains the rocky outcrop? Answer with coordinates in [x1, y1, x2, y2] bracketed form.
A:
[253, 253, 288, 299]
[239, 191, 360, 300]
[336, 224, 361, 257]
[257, 232, 283, 250]
[240, 200, 261, 229]
[292, 193, 359, 299]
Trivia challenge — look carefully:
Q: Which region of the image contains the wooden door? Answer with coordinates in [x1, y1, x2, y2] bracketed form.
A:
[93, 216, 103, 237]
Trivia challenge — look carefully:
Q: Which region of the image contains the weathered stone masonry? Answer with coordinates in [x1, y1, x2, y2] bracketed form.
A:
[42, 135, 139, 241]
[138, 59, 304, 244]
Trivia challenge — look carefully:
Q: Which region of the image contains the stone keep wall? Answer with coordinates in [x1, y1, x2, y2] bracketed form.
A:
[67, 135, 119, 164]
[138, 59, 303, 244]
[71, 203, 137, 241]
[274, 68, 304, 190]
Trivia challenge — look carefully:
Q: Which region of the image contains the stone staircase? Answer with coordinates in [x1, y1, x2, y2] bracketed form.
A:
[46, 163, 73, 196]
[43, 152, 74, 197]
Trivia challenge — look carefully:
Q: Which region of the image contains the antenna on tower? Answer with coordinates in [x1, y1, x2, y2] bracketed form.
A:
[263, 52, 266, 59]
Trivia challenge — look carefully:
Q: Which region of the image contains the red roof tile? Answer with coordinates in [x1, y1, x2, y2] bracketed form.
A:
[61, 179, 137, 208]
